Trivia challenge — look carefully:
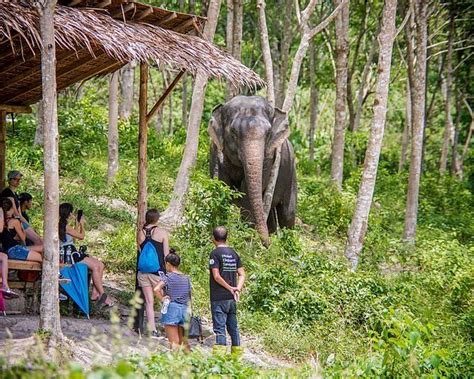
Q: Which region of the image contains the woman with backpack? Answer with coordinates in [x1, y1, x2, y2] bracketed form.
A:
[137, 208, 169, 338]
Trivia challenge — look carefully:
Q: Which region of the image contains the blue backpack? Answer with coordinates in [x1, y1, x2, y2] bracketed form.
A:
[138, 227, 160, 273]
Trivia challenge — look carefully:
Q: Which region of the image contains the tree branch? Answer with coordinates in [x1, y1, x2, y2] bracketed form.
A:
[309, 0, 349, 39]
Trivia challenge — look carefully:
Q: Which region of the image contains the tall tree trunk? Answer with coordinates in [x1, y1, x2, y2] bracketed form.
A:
[107, 71, 119, 183]
[119, 62, 135, 120]
[330, 0, 350, 190]
[345, 0, 398, 270]
[34, 101, 44, 146]
[399, 78, 411, 172]
[459, 97, 474, 179]
[353, 45, 377, 131]
[160, 0, 222, 228]
[347, 2, 370, 132]
[230, 0, 243, 98]
[225, 0, 234, 100]
[168, 81, 173, 135]
[451, 90, 461, 176]
[257, 0, 275, 107]
[181, 73, 188, 127]
[352, 21, 380, 132]
[308, 42, 319, 162]
[403, 0, 428, 243]
[276, 0, 293, 108]
[38, 0, 62, 340]
[232, 0, 243, 61]
[439, 15, 455, 174]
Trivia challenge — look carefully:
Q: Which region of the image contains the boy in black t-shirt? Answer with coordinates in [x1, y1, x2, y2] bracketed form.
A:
[209, 226, 246, 358]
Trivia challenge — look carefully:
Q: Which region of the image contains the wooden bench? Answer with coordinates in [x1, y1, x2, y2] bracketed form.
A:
[1, 260, 91, 314]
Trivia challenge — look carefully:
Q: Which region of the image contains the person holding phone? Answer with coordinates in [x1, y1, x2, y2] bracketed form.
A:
[59, 203, 114, 307]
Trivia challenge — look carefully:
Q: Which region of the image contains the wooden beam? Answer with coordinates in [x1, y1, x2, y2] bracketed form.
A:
[133, 7, 153, 21]
[0, 104, 32, 114]
[6, 50, 108, 103]
[0, 50, 39, 77]
[110, 3, 135, 18]
[0, 49, 82, 92]
[158, 12, 177, 26]
[174, 17, 196, 33]
[0, 112, 5, 190]
[147, 70, 185, 122]
[96, 0, 112, 8]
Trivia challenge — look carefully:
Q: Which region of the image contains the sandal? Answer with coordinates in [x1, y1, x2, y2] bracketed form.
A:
[96, 293, 116, 308]
[1, 288, 19, 299]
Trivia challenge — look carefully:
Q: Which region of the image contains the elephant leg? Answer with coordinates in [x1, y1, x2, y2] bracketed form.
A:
[277, 190, 296, 229]
[267, 207, 278, 234]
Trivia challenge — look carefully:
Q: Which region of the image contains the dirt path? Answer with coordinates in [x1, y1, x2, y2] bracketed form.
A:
[0, 314, 289, 369]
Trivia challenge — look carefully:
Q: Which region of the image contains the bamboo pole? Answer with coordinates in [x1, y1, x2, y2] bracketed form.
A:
[134, 62, 148, 335]
[146, 70, 185, 122]
[137, 62, 148, 233]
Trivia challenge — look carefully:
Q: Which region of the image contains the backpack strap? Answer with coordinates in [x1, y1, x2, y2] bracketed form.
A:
[143, 226, 157, 240]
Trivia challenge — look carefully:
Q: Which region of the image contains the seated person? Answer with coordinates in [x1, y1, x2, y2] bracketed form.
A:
[1, 171, 42, 246]
[0, 198, 42, 262]
[59, 203, 114, 306]
[0, 207, 18, 299]
[19, 193, 34, 246]
[18, 192, 32, 224]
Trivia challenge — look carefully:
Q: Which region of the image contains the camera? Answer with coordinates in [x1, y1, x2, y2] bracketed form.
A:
[77, 209, 83, 222]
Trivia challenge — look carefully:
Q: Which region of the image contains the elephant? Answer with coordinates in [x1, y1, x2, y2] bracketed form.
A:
[208, 95, 297, 245]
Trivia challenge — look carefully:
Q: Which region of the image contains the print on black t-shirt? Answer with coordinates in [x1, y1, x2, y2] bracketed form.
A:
[209, 246, 242, 302]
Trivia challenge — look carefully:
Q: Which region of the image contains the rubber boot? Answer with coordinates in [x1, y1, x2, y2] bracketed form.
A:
[212, 345, 227, 357]
[230, 346, 244, 360]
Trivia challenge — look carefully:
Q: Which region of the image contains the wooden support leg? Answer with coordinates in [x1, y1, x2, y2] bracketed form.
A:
[0, 111, 6, 189]
[134, 62, 148, 334]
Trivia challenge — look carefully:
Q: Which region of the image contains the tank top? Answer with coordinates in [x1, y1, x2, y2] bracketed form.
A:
[1, 226, 20, 251]
[139, 226, 166, 274]
[60, 233, 74, 247]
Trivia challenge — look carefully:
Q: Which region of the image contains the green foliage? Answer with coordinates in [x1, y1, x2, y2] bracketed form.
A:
[0, 352, 315, 378]
[298, 177, 355, 236]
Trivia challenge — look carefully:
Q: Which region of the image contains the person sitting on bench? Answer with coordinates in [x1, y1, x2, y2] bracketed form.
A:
[1, 171, 42, 246]
[59, 203, 114, 307]
[0, 198, 42, 263]
[0, 207, 19, 299]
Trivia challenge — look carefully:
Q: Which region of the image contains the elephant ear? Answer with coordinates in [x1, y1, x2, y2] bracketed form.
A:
[208, 104, 224, 152]
[266, 108, 289, 157]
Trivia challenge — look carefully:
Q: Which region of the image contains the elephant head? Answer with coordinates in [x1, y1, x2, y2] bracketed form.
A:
[208, 96, 289, 245]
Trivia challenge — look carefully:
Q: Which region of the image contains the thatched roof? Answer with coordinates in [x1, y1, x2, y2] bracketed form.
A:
[0, 1, 264, 106]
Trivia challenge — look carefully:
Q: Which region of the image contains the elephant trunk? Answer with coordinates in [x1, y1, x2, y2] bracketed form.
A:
[242, 140, 270, 246]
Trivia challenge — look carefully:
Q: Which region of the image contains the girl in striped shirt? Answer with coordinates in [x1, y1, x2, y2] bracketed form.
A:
[154, 251, 191, 351]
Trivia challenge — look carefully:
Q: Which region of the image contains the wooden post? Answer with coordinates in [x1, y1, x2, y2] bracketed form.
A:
[134, 62, 148, 334]
[0, 111, 5, 190]
[137, 62, 148, 232]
